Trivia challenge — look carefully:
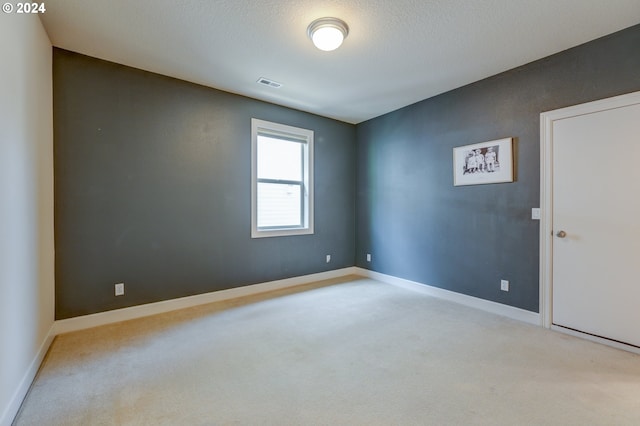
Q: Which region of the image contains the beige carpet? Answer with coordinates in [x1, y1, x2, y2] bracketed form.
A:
[15, 276, 640, 425]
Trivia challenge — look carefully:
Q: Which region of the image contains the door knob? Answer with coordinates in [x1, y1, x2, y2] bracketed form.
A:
[556, 230, 567, 238]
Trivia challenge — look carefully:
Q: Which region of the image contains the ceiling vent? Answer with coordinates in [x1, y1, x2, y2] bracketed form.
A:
[257, 77, 283, 89]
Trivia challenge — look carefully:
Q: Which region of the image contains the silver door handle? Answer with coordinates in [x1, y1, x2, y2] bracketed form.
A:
[556, 230, 567, 238]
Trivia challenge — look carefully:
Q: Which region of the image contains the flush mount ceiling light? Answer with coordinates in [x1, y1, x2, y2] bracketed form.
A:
[307, 17, 349, 51]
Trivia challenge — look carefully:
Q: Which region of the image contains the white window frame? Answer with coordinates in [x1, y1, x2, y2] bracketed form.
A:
[251, 118, 314, 238]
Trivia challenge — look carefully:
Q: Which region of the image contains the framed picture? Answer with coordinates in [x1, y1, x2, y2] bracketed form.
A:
[453, 137, 513, 186]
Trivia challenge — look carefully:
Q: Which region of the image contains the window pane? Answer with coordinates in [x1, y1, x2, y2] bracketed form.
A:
[257, 135, 302, 181]
[251, 118, 313, 238]
[257, 182, 302, 228]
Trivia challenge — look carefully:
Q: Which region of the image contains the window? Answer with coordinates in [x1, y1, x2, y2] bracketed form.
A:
[251, 118, 314, 238]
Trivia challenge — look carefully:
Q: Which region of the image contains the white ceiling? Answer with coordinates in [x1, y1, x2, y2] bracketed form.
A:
[40, 0, 640, 124]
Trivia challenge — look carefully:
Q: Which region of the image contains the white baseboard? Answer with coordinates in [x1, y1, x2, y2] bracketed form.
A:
[53, 267, 359, 335]
[1, 325, 55, 426]
[354, 268, 541, 326]
[49, 266, 539, 336]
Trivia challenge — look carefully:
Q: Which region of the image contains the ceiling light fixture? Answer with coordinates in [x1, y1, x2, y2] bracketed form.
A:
[307, 17, 349, 52]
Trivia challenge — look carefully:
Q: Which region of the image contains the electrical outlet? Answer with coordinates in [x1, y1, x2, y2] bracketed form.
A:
[115, 282, 125, 296]
[500, 280, 509, 292]
[366, 253, 371, 262]
[326, 254, 331, 263]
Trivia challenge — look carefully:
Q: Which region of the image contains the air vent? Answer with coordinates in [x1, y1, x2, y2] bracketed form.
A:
[257, 77, 283, 89]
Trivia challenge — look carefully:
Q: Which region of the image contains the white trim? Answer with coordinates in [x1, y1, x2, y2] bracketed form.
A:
[354, 268, 541, 325]
[539, 90, 640, 330]
[1, 326, 55, 426]
[540, 107, 554, 328]
[551, 325, 640, 355]
[53, 267, 358, 335]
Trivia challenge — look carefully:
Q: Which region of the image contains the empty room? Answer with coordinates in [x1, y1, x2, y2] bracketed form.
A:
[2, 1, 640, 424]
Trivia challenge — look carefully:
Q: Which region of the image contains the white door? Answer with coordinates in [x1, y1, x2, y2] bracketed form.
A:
[551, 98, 640, 347]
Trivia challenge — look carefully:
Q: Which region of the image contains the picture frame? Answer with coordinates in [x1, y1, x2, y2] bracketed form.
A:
[453, 137, 513, 186]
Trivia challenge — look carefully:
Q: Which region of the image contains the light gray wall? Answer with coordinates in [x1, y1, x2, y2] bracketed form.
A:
[0, 14, 54, 426]
[355, 24, 640, 312]
[53, 49, 356, 319]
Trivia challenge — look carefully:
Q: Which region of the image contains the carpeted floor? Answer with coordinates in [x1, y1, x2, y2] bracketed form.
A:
[15, 276, 640, 425]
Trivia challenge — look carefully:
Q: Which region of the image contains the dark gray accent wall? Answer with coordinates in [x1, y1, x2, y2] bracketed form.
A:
[54, 49, 356, 319]
[355, 24, 640, 312]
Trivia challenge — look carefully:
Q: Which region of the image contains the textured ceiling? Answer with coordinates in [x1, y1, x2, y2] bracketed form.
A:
[39, 0, 640, 124]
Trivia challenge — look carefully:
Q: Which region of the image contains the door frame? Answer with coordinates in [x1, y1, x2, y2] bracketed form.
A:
[539, 90, 640, 329]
